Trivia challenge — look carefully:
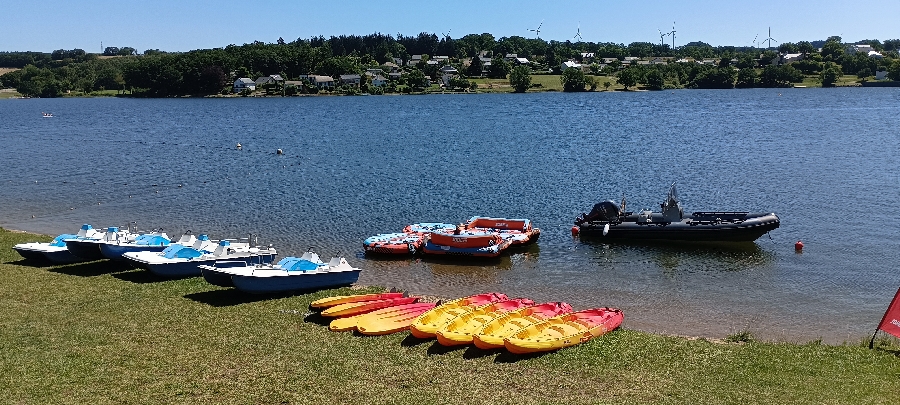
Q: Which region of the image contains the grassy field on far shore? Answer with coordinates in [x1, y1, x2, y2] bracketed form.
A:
[0, 228, 898, 404]
[0, 88, 22, 99]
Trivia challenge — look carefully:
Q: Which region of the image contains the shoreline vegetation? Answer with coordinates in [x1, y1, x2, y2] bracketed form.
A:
[1, 227, 898, 403]
[1, 33, 899, 99]
[0, 72, 883, 100]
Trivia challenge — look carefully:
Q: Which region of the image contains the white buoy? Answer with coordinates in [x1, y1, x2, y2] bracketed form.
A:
[276, 149, 283, 155]
[236, 143, 242, 150]
[603, 223, 610, 236]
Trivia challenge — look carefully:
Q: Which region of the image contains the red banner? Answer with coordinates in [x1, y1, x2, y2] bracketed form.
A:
[876, 286, 900, 339]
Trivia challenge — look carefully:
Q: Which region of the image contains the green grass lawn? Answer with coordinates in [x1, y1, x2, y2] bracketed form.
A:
[1, 228, 898, 404]
[471, 74, 622, 93]
[0, 89, 23, 99]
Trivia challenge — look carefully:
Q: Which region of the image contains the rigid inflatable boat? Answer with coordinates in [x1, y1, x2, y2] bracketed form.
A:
[574, 183, 779, 242]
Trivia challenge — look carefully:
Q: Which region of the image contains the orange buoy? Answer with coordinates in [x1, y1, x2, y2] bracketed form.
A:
[571, 226, 579, 237]
[794, 240, 804, 251]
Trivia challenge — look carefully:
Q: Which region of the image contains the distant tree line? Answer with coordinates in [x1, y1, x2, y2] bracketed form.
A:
[1, 33, 899, 97]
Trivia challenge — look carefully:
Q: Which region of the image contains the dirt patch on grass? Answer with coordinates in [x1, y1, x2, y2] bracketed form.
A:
[0, 67, 20, 75]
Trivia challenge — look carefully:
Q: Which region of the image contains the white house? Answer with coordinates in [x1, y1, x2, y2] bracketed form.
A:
[781, 53, 804, 63]
[875, 70, 887, 80]
[561, 60, 581, 70]
[848, 44, 873, 54]
[514, 57, 530, 65]
[309, 75, 335, 89]
[371, 75, 388, 87]
[233, 78, 256, 93]
[867, 50, 884, 59]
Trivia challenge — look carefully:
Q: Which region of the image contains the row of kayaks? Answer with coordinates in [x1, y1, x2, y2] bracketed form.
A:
[310, 292, 623, 354]
[364, 216, 541, 258]
[13, 224, 361, 294]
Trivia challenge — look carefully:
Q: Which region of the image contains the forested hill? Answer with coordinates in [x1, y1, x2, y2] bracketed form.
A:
[1, 33, 898, 97]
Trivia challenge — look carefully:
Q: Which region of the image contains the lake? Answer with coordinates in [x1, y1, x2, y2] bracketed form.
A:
[1, 88, 898, 343]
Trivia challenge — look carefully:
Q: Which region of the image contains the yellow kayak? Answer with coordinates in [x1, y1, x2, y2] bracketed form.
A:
[435, 298, 535, 346]
[409, 292, 508, 339]
[310, 292, 406, 310]
[504, 307, 624, 354]
[355, 302, 438, 335]
[320, 296, 419, 318]
[472, 301, 573, 350]
[329, 312, 371, 332]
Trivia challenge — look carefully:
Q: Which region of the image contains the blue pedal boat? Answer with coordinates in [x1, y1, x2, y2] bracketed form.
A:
[13, 224, 104, 264]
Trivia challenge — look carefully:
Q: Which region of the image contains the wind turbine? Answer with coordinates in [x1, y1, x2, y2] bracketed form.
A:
[764, 27, 777, 50]
[529, 19, 544, 39]
[442, 29, 452, 40]
[658, 29, 669, 48]
[752, 34, 758, 51]
[573, 22, 583, 42]
[668, 22, 677, 49]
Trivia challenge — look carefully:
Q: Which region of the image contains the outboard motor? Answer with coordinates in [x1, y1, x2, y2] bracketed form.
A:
[575, 200, 621, 225]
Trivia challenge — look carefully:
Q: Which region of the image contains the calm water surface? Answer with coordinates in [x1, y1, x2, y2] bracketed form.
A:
[2, 89, 898, 343]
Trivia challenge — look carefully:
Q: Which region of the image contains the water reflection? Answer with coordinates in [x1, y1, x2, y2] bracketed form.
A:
[579, 237, 776, 273]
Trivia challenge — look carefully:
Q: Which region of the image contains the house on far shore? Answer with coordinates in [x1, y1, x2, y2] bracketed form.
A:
[561, 60, 581, 71]
[371, 75, 388, 87]
[255, 74, 284, 87]
[848, 44, 873, 54]
[781, 53, 804, 64]
[309, 75, 335, 89]
[339, 74, 361, 86]
[233, 78, 256, 93]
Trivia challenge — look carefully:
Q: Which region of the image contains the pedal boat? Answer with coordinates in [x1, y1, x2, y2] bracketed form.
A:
[12, 224, 103, 264]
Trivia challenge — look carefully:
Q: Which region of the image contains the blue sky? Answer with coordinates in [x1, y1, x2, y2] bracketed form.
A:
[3, 0, 897, 52]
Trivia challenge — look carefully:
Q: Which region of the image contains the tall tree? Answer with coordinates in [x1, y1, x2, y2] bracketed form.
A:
[821, 37, 845, 61]
[508, 65, 531, 93]
[617, 67, 640, 90]
[487, 57, 510, 79]
[466, 56, 484, 77]
[561, 67, 587, 92]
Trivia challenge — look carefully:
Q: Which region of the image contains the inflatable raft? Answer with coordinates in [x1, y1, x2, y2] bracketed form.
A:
[363, 223, 455, 255]
[464, 217, 541, 245]
[421, 231, 512, 258]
